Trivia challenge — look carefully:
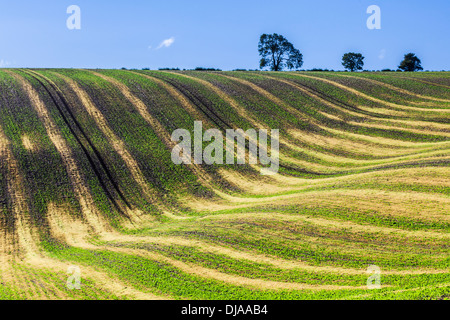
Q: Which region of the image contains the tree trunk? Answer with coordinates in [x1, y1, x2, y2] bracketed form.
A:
[272, 52, 278, 71]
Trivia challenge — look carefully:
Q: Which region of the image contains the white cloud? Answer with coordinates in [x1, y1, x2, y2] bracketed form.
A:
[378, 49, 386, 60]
[156, 37, 175, 49]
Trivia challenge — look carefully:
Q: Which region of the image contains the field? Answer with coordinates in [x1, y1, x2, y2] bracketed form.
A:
[0, 69, 448, 300]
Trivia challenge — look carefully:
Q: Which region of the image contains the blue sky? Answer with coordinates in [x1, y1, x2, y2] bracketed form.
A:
[0, 0, 448, 70]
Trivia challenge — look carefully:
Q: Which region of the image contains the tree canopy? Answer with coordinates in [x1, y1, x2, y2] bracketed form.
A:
[341, 52, 365, 72]
[398, 53, 423, 72]
[258, 33, 303, 71]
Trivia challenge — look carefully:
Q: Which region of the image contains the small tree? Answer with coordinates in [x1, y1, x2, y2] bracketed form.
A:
[398, 53, 423, 72]
[342, 53, 364, 72]
[258, 33, 303, 71]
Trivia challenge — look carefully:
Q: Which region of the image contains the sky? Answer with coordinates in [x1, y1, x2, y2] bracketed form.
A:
[0, 0, 448, 70]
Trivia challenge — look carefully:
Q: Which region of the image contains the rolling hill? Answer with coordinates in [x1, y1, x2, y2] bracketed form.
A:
[0, 69, 449, 300]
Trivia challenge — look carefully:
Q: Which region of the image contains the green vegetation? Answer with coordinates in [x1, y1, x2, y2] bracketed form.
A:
[0, 69, 448, 300]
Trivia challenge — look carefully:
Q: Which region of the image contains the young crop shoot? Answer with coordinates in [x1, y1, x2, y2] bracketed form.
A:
[171, 121, 279, 175]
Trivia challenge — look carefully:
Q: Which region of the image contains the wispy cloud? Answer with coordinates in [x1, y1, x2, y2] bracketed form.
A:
[156, 37, 175, 50]
[378, 49, 386, 60]
[0, 59, 11, 67]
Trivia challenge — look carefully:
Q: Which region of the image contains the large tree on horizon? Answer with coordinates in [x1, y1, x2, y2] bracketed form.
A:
[341, 52, 365, 72]
[398, 53, 423, 72]
[258, 33, 303, 71]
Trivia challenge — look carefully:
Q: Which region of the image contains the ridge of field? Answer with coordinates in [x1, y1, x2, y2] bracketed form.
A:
[0, 69, 448, 300]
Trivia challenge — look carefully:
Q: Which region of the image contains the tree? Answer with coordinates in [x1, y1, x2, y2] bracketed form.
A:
[258, 34, 303, 71]
[342, 52, 364, 72]
[398, 53, 423, 72]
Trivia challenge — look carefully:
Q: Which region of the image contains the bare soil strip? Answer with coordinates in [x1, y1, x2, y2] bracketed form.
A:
[289, 129, 446, 158]
[25, 69, 137, 216]
[163, 72, 267, 129]
[219, 166, 450, 196]
[52, 72, 160, 222]
[89, 71, 175, 149]
[200, 212, 450, 241]
[219, 74, 311, 122]
[163, 72, 324, 176]
[217, 76, 449, 166]
[331, 73, 450, 103]
[26, 254, 170, 300]
[290, 73, 450, 112]
[262, 75, 449, 137]
[88, 71, 214, 188]
[8, 71, 109, 234]
[130, 71, 209, 123]
[0, 124, 39, 258]
[323, 127, 448, 147]
[0, 123, 118, 299]
[21, 135, 38, 152]
[397, 77, 450, 90]
[186, 187, 450, 224]
[98, 245, 366, 290]
[0, 127, 45, 298]
[43, 207, 367, 290]
[29, 202, 167, 299]
[128, 71, 220, 187]
[102, 233, 448, 275]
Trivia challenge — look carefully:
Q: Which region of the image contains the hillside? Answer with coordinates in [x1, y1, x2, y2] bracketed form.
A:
[0, 69, 449, 300]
